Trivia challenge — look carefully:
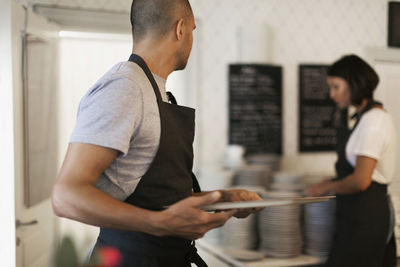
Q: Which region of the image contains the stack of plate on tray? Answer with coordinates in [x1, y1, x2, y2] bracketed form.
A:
[258, 191, 303, 258]
[220, 213, 258, 250]
[232, 165, 272, 188]
[219, 185, 265, 250]
[269, 172, 304, 193]
[304, 198, 336, 257]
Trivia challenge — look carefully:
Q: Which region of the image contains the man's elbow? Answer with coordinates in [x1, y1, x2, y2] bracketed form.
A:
[51, 183, 68, 218]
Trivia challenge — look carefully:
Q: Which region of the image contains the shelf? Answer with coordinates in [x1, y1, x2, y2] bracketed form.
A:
[366, 47, 400, 63]
[197, 240, 324, 267]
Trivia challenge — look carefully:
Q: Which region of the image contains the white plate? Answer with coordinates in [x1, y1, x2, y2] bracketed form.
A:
[201, 196, 335, 211]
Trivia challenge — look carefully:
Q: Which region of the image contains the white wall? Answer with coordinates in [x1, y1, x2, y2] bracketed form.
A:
[0, 0, 16, 266]
[189, 0, 393, 177]
[11, 3, 62, 267]
[57, 32, 132, 260]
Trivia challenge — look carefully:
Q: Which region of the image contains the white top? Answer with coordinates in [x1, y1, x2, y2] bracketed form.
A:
[346, 108, 397, 184]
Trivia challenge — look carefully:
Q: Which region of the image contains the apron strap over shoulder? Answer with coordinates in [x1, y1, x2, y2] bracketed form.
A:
[128, 54, 164, 103]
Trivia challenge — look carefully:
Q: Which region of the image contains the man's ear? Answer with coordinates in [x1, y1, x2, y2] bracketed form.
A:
[175, 18, 185, 41]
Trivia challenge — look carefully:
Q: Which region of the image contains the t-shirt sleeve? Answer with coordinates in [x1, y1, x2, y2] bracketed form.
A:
[351, 119, 386, 160]
[70, 77, 143, 155]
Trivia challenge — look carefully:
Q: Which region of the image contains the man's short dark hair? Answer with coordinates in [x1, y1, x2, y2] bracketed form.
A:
[130, 0, 192, 41]
[327, 54, 379, 106]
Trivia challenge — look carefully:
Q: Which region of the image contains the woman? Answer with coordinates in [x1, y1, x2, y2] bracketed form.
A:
[307, 55, 397, 267]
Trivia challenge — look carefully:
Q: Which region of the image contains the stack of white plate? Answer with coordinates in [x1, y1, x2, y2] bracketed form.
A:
[198, 167, 234, 191]
[232, 165, 272, 188]
[223, 248, 265, 261]
[272, 172, 302, 184]
[203, 228, 221, 245]
[301, 173, 333, 187]
[199, 168, 233, 246]
[246, 154, 280, 171]
[269, 182, 304, 192]
[219, 185, 266, 249]
[258, 191, 303, 258]
[304, 198, 336, 257]
[270, 172, 304, 193]
[220, 213, 258, 250]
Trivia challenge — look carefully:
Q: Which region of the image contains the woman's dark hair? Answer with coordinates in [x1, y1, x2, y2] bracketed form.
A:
[327, 54, 379, 106]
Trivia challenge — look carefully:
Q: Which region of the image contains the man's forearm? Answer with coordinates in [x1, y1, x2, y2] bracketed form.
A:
[52, 182, 163, 235]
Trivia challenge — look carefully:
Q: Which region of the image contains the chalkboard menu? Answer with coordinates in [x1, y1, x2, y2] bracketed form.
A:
[299, 65, 347, 152]
[229, 64, 282, 155]
[389, 2, 400, 47]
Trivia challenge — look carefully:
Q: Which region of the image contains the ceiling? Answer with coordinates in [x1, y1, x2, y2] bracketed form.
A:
[18, 0, 132, 33]
[23, 0, 132, 13]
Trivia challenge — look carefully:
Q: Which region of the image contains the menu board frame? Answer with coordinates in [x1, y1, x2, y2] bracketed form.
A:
[299, 64, 347, 152]
[229, 64, 283, 155]
[389, 2, 400, 48]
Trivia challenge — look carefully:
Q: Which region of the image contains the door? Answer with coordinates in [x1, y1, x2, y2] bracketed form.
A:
[374, 62, 400, 177]
[374, 60, 400, 255]
[13, 3, 60, 267]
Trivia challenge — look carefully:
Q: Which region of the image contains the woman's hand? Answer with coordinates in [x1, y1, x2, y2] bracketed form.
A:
[306, 180, 334, 197]
[307, 155, 377, 196]
[219, 189, 263, 218]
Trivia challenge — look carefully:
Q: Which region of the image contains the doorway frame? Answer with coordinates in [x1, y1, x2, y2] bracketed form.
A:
[0, 0, 17, 266]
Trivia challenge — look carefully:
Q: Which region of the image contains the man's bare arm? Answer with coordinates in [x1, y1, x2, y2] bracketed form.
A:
[52, 143, 234, 239]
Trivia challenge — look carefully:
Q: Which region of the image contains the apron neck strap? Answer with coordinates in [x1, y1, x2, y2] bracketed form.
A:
[167, 92, 178, 105]
[128, 54, 163, 103]
[351, 99, 383, 120]
[351, 99, 383, 129]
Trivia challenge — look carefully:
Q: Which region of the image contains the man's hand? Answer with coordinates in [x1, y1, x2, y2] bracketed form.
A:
[154, 191, 236, 240]
[219, 189, 263, 218]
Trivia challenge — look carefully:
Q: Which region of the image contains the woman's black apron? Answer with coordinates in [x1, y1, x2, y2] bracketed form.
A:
[91, 54, 207, 267]
[325, 101, 396, 267]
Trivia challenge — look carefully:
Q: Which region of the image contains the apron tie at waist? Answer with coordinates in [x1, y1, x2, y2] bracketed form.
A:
[187, 241, 208, 267]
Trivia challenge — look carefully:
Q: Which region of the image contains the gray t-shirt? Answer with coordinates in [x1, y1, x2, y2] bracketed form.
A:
[70, 61, 168, 201]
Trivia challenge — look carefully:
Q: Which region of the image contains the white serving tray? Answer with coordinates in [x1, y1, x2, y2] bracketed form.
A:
[201, 196, 335, 212]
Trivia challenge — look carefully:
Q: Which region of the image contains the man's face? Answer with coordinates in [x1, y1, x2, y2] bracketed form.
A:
[175, 14, 196, 71]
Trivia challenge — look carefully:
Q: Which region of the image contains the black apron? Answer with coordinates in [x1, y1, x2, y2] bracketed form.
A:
[325, 101, 396, 267]
[91, 54, 206, 267]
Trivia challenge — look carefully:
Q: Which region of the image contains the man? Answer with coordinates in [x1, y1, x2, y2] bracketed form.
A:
[52, 0, 261, 266]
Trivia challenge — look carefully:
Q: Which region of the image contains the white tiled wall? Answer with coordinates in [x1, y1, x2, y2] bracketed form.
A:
[33, 0, 396, 177]
[188, 0, 393, 176]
